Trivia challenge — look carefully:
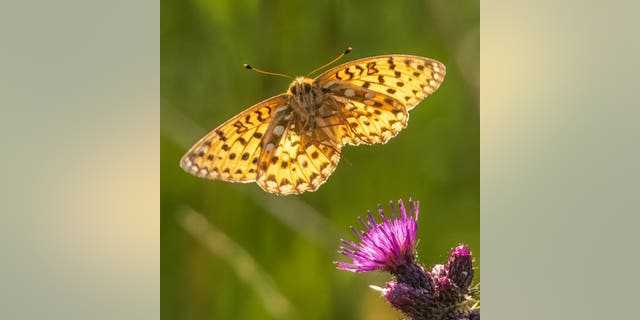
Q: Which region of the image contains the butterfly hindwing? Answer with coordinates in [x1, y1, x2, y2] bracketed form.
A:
[256, 119, 341, 195]
[322, 82, 409, 146]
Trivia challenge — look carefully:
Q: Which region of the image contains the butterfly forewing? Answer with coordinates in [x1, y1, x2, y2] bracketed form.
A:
[315, 54, 445, 111]
[180, 94, 289, 182]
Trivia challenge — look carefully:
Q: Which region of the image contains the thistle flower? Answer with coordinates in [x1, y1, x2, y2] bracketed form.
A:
[336, 199, 479, 320]
[335, 199, 419, 273]
[445, 245, 474, 292]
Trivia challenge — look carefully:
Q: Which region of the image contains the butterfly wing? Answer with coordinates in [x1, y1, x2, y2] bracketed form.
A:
[256, 117, 341, 195]
[315, 54, 445, 110]
[314, 55, 445, 146]
[180, 94, 290, 182]
[321, 84, 409, 146]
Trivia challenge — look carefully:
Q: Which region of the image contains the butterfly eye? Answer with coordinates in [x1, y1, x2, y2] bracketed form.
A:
[303, 83, 312, 92]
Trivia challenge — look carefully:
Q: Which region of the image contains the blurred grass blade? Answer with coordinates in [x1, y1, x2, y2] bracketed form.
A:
[177, 206, 295, 319]
[246, 188, 339, 253]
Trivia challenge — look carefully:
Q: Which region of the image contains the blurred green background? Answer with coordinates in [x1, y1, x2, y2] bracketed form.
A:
[161, 0, 478, 319]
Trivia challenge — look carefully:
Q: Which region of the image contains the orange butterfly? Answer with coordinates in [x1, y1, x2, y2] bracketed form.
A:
[181, 49, 445, 195]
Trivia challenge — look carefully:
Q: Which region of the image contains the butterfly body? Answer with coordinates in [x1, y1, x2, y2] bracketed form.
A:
[181, 54, 445, 195]
[286, 77, 326, 134]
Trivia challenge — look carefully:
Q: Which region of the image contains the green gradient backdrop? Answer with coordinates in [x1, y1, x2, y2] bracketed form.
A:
[161, 1, 478, 319]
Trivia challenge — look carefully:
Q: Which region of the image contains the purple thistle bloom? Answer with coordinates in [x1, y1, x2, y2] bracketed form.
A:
[335, 200, 479, 320]
[445, 245, 474, 292]
[335, 199, 419, 273]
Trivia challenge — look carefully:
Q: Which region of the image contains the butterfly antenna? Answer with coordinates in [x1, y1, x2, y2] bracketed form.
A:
[243, 64, 292, 79]
[306, 47, 353, 77]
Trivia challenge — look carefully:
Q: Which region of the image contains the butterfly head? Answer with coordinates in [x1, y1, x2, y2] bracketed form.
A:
[288, 77, 324, 107]
[287, 77, 315, 95]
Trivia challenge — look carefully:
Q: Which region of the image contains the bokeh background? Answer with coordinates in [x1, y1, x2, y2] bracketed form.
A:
[161, 0, 478, 319]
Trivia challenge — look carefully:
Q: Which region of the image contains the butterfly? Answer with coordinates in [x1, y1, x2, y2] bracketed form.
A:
[180, 50, 445, 195]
